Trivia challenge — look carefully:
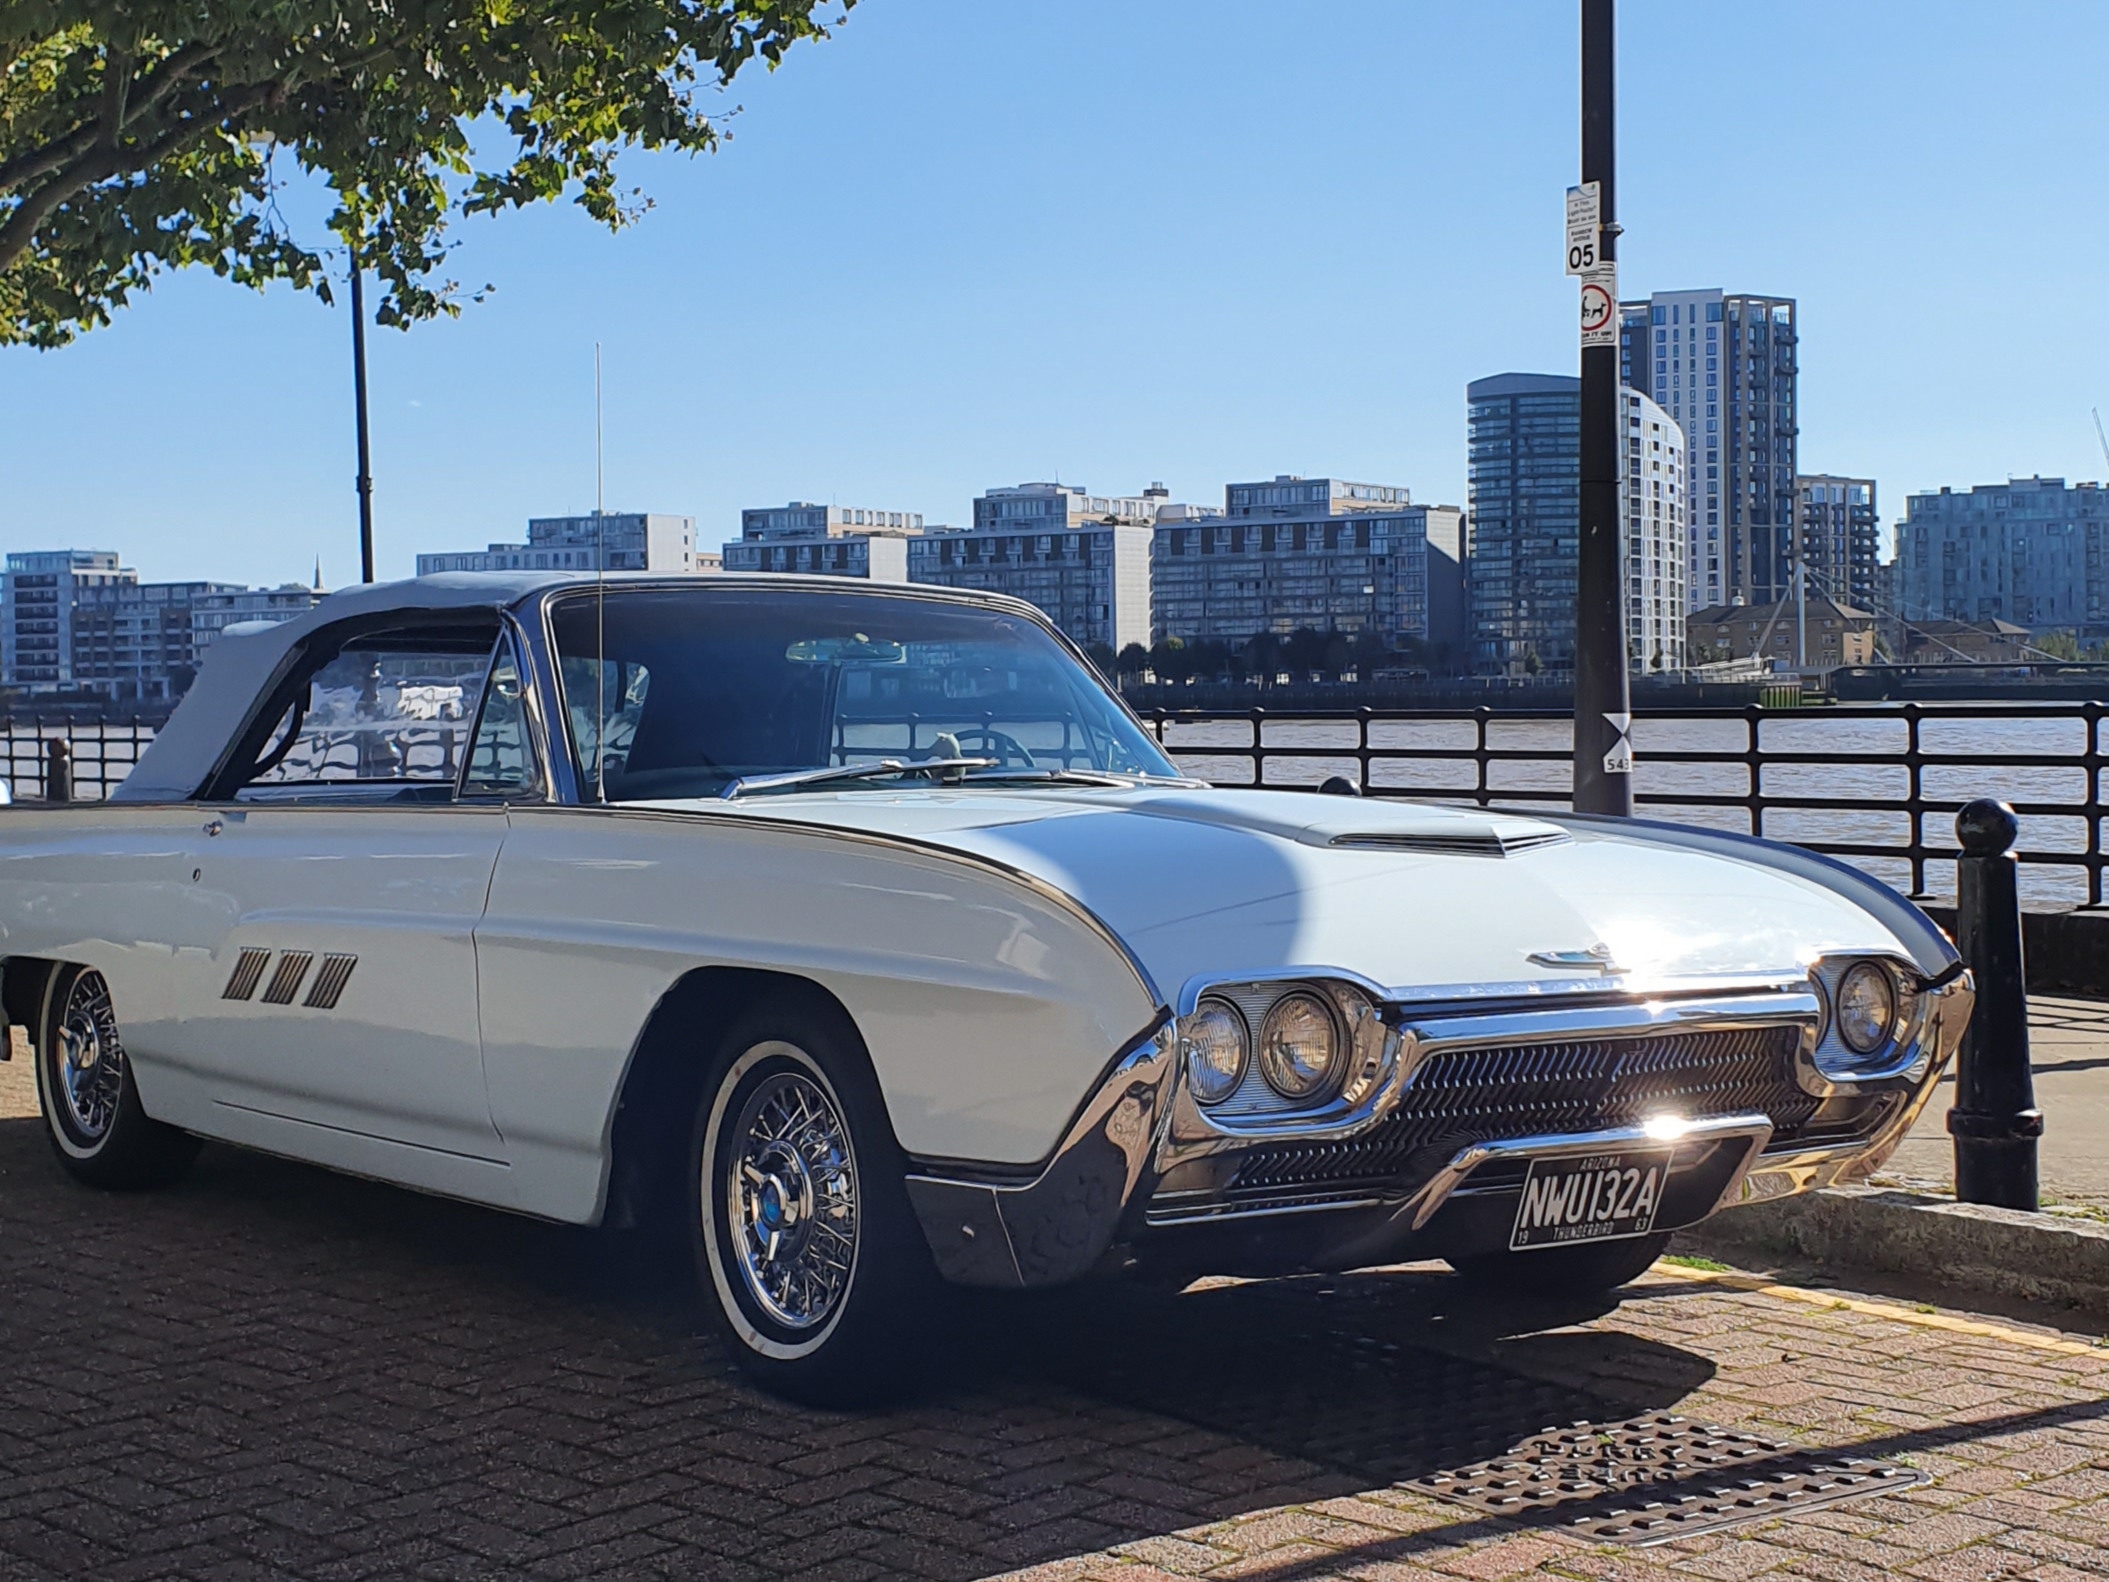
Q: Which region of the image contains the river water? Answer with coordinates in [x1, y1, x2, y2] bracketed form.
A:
[1156, 710, 2101, 908]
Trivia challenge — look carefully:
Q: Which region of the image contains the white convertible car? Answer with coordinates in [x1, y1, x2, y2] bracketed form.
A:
[0, 575, 1971, 1399]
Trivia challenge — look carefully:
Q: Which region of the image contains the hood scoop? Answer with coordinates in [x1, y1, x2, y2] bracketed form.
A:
[1328, 827, 1573, 858]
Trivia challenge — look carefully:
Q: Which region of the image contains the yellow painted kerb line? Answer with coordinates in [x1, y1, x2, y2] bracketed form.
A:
[1652, 1263, 2104, 1358]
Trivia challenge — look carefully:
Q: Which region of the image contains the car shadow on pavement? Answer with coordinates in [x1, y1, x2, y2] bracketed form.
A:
[0, 1123, 1723, 1580]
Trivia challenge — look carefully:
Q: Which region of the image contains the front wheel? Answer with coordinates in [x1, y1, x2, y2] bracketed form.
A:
[691, 995, 936, 1405]
[33, 965, 199, 1189]
[1446, 1232, 1671, 1298]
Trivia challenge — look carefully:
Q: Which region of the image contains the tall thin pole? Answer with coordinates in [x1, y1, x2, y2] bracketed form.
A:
[1572, 0, 1632, 815]
[593, 342, 606, 802]
[349, 240, 375, 583]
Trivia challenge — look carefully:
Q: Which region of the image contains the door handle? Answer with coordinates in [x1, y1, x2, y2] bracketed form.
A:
[203, 819, 223, 837]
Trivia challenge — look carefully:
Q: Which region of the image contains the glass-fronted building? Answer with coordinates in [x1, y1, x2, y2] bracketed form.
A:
[1620, 290, 1797, 610]
[1466, 374, 1686, 675]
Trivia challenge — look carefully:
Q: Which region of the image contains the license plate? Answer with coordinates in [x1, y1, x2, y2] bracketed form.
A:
[1510, 1149, 1673, 1251]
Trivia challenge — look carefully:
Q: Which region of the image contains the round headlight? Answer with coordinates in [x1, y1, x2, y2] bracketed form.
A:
[1835, 961, 1898, 1054]
[1259, 991, 1340, 1100]
[1183, 1001, 1249, 1105]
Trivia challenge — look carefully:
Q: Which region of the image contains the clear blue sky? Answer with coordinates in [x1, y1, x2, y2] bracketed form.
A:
[4, 0, 2107, 587]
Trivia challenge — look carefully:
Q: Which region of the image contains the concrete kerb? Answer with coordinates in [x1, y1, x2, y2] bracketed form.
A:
[1679, 1184, 2109, 1312]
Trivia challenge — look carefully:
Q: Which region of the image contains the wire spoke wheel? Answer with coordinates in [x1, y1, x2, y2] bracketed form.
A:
[54, 970, 125, 1143]
[723, 1070, 859, 1331]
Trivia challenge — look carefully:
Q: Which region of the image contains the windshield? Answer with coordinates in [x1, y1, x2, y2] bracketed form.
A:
[548, 587, 1179, 801]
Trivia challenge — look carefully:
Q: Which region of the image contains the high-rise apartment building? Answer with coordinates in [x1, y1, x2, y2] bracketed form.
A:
[1148, 477, 1467, 659]
[1465, 374, 1687, 675]
[1894, 477, 2109, 636]
[71, 578, 245, 700]
[720, 501, 924, 581]
[1, 550, 310, 700]
[1796, 476, 1879, 609]
[906, 483, 1198, 654]
[2, 550, 133, 691]
[1620, 290, 1797, 609]
[416, 512, 700, 575]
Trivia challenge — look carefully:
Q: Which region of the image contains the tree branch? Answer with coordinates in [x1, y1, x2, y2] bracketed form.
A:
[0, 78, 279, 273]
[0, 41, 221, 196]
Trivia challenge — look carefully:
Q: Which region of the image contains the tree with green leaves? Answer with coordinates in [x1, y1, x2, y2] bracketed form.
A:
[1, 1, 851, 347]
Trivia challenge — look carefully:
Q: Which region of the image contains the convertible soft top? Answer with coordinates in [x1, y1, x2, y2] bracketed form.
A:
[113, 572, 568, 803]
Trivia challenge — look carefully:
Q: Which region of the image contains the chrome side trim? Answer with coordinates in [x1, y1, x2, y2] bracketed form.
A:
[1398, 1112, 1776, 1234]
[905, 1017, 1176, 1288]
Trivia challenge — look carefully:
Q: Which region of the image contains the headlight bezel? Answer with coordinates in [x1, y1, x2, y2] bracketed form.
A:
[1835, 960, 1899, 1055]
[1257, 990, 1344, 1101]
[1171, 973, 1398, 1131]
[1182, 997, 1251, 1107]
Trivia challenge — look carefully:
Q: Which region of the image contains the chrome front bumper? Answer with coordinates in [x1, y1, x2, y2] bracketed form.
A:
[905, 968, 1974, 1288]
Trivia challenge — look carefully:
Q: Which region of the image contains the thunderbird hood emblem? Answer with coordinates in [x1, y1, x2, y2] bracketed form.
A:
[1527, 943, 1622, 973]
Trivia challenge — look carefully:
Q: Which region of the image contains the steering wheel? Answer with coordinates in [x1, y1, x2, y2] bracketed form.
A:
[945, 726, 1038, 769]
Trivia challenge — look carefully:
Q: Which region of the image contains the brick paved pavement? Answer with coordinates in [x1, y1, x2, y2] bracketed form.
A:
[1, 1054, 2106, 1581]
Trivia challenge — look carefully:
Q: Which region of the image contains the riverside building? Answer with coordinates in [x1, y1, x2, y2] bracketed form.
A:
[1893, 477, 2109, 637]
[1797, 476, 1879, 610]
[2, 550, 323, 700]
[905, 483, 1194, 654]
[1619, 289, 1797, 610]
[416, 512, 701, 575]
[720, 502, 924, 581]
[1465, 375, 1688, 676]
[1147, 477, 1467, 661]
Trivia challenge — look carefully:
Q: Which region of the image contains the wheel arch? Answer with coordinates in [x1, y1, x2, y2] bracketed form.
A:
[0, 956, 62, 1038]
[602, 965, 885, 1230]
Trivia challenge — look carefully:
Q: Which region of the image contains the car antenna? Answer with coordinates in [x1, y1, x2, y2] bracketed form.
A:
[595, 340, 607, 803]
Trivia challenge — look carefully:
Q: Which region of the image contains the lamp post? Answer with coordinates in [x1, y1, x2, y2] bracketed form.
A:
[1571, 0, 1632, 815]
[348, 237, 375, 584]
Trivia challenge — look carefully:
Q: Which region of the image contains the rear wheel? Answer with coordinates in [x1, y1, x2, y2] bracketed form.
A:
[691, 994, 936, 1405]
[34, 965, 199, 1189]
[1446, 1232, 1670, 1297]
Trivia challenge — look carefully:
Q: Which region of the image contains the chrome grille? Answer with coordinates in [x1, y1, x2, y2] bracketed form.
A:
[1229, 1024, 1817, 1195]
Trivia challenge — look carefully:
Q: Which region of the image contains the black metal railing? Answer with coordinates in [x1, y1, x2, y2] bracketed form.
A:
[0, 721, 157, 802]
[1146, 701, 2107, 907]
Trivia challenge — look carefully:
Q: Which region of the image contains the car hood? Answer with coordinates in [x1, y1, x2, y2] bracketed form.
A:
[647, 786, 1921, 1006]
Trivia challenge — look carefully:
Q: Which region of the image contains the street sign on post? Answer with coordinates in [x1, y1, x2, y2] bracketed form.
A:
[1565, 182, 1601, 275]
[1579, 266, 1617, 347]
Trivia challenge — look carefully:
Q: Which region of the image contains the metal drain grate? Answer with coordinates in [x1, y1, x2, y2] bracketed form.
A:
[1409, 1412, 1928, 1545]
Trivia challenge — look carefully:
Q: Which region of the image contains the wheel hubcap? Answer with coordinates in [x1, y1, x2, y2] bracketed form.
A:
[55, 973, 123, 1142]
[725, 1069, 857, 1331]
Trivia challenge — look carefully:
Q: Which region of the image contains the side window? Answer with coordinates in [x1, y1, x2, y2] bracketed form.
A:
[462, 640, 540, 799]
[234, 626, 499, 801]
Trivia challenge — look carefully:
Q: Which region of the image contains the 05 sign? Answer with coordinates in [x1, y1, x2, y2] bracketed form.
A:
[1564, 182, 1601, 275]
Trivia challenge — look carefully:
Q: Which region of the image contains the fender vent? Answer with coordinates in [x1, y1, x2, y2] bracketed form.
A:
[303, 954, 359, 1010]
[221, 949, 271, 1001]
[261, 951, 313, 1005]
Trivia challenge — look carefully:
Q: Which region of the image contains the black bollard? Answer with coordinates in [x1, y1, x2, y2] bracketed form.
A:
[44, 739, 72, 803]
[1947, 798, 2040, 1210]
